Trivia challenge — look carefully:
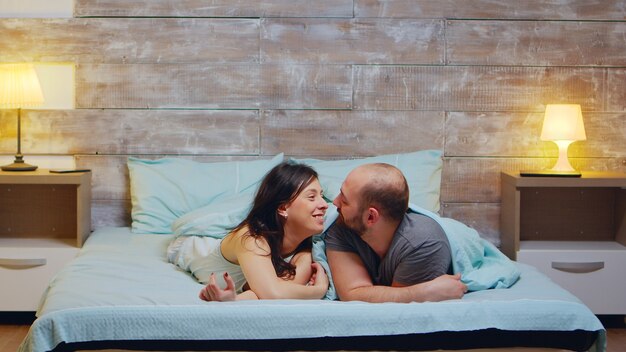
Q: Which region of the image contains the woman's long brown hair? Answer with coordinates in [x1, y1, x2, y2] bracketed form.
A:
[232, 161, 318, 279]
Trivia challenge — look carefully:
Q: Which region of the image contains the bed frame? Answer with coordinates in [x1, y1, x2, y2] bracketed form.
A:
[18, 154, 606, 352]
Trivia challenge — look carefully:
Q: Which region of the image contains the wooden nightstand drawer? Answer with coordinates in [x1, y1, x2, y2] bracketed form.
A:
[0, 240, 78, 311]
[0, 169, 91, 312]
[518, 241, 626, 314]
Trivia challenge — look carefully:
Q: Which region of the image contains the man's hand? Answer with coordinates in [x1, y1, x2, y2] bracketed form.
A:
[418, 273, 467, 302]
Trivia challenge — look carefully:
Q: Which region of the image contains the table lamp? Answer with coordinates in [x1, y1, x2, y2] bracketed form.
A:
[0, 63, 45, 171]
[521, 104, 586, 177]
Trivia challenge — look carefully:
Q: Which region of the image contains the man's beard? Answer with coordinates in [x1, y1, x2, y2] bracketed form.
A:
[337, 209, 367, 235]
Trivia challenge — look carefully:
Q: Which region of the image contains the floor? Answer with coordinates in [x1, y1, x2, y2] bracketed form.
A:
[605, 328, 626, 352]
[0, 324, 29, 352]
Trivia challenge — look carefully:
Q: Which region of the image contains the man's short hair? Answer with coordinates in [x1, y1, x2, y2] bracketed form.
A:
[358, 163, 409, 223]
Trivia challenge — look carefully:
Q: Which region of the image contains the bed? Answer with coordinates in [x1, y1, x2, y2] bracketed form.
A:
[18, 150, 606, 352]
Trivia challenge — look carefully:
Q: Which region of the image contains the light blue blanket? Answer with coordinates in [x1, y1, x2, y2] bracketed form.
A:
[172, 198, 521, 299]
[20, 228, 605, 352]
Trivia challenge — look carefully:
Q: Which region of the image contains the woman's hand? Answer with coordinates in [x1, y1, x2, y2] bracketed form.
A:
[199, 272, 237, 301]
[309, 262, 329, 297]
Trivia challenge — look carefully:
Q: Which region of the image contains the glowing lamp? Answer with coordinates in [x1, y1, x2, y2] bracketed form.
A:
[0, 63, 44, 171]
[521, 104, 586, 177]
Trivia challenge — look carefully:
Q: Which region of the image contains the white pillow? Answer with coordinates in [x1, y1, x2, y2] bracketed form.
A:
[171, 192, 253, 238]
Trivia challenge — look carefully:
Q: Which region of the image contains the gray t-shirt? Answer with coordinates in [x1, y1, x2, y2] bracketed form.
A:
[325, 212, 452, 286]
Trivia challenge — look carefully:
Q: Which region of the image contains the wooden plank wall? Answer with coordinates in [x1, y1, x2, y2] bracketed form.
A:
[1, 0, 625, 246]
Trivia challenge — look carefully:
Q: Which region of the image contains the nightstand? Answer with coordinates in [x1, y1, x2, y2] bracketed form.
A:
[0, 169, 91, 311]
[500, 171, 626, 314]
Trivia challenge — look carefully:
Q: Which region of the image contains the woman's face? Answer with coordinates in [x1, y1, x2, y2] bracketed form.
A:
[282, 179, 328, 235]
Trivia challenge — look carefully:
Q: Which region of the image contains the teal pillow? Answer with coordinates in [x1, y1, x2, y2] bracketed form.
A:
[292, 150, 442, 213]
[128, 154, 283, 234]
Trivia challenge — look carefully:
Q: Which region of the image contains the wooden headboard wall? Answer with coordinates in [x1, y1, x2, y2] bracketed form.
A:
[1, 1, 625, 246]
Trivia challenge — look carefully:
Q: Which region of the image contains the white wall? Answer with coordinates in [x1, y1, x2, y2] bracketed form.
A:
[34, 63, 75, 110]
[0, 0, 72, 18]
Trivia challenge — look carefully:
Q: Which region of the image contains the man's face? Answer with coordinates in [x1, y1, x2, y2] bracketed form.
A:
[332, 170, 367, 235]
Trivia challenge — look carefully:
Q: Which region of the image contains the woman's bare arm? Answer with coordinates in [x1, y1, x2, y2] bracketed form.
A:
[289, 250, 314, 285]
[237, 237, 328, 299]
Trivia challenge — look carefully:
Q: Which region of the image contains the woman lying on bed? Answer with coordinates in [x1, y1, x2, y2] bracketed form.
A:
[168, 162, 330, 301]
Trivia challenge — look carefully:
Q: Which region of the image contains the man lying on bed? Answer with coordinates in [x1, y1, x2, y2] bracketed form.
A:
[326, 163, 468, 303]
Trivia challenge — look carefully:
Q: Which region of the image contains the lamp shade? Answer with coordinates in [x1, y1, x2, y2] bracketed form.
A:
[540, 104, 586, 142]
[0, 63, 44, 108]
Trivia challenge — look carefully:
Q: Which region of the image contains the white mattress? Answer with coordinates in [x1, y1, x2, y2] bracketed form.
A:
[19, 227, 606, 352]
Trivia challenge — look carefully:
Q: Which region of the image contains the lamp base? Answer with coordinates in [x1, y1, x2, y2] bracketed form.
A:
[1, 155, 38, 172]
[520, 170, 581, 177]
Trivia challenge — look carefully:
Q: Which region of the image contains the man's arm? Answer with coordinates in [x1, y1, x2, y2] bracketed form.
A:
[327, 249, 466, 303]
